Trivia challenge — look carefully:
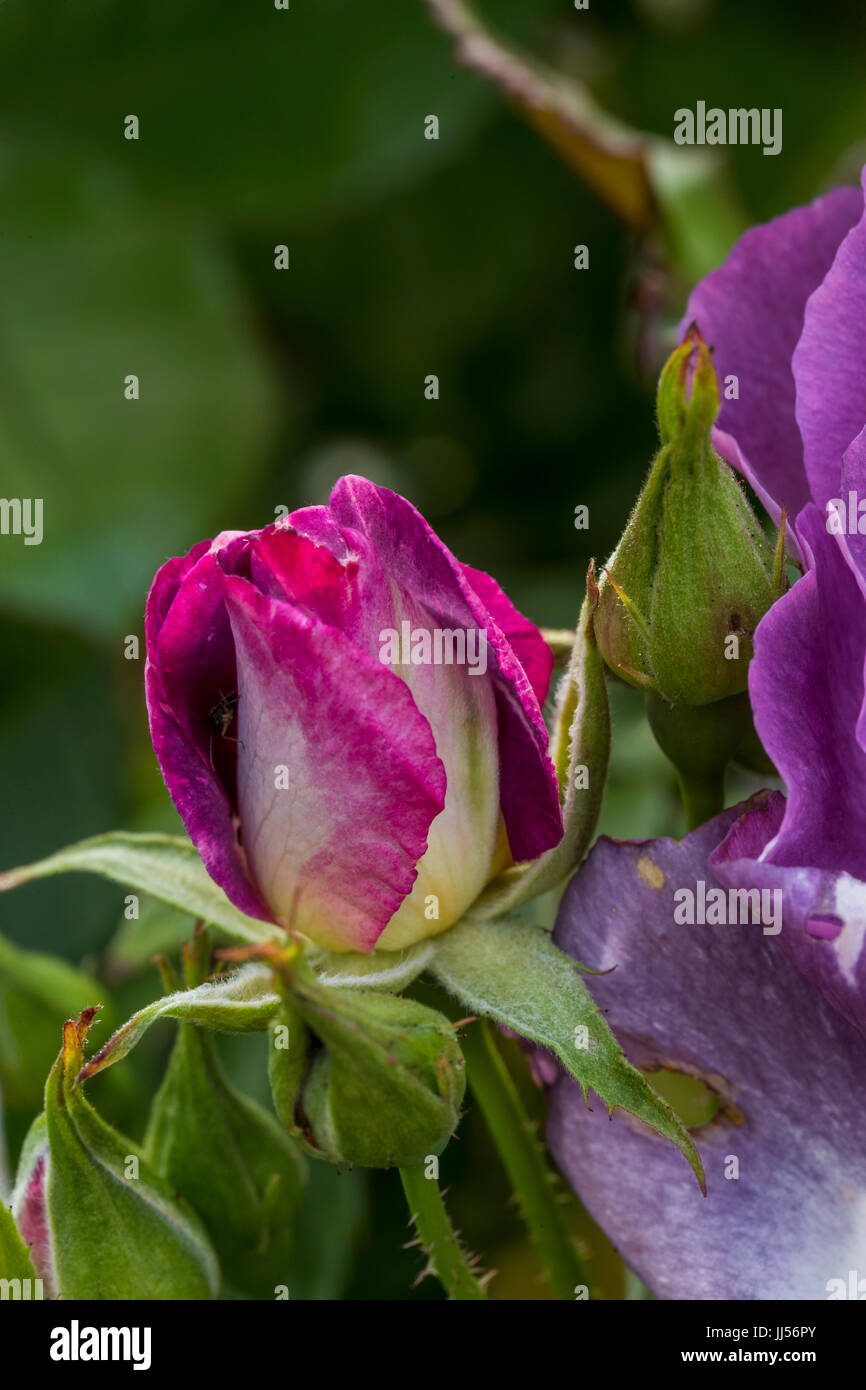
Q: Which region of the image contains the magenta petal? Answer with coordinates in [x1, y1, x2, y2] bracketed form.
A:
[794, 167, 866, 506]
[327, 476, 562, 862]
[222, 574, 447, 952]
[249, 520, 361, 633]
[12, 1144, 56, 1296]
[459, 563, 554, 708]
[683, 183, 862, 515]
[256, 514, 505, 948]
[144, 539, 211, 656]
[549, 810, 866, 1299]
[145, 541, 272, 923]
[145, 667, 272, 922]
[711, 793, 866, 1039]
[748, 504, 866, 879]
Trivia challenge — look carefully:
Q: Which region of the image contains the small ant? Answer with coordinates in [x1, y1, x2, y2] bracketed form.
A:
[207, 690, 239, 768]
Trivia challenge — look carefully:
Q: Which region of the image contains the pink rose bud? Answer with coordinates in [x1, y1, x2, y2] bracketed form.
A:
[145, 476, 562, 952]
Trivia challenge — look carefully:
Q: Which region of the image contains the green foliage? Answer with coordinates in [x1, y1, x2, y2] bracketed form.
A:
[430, 914, 704, 1189]
[0, 833, 276, 944]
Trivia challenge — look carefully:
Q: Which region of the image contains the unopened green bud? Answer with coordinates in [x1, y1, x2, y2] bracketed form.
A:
[269, 969, 465, 1169]
[11, 1008, 219, 1299]
[595, 327, 784, 708]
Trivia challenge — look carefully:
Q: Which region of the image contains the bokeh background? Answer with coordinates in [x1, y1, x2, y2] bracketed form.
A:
[1, 0, 865, 1298]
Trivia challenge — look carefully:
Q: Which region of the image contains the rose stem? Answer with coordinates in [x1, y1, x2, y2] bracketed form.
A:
[398, 1165, 488, 1300]
[460, 1018, 586, 1301]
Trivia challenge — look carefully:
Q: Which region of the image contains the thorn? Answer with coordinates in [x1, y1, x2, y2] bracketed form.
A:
[411, 1258, 437, 1289]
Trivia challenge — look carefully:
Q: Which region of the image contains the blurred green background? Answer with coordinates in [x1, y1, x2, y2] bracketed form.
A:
[1, 0, 864, 1298]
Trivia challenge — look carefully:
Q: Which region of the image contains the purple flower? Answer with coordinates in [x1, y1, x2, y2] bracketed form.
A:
[681, 169, 866, 1033]
[145, 475, 562, 953]
[548, 808, 866, 1299]
[549, 180, 866, 1299]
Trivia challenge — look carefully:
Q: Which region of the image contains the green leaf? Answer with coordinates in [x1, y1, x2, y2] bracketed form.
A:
[79, 966, 280, 1083]
[145, 1024, 305, 1299]
[0, 1200, 38, 1285]
[429, 915, 705, 1190]
[0, 832, 275, 944]
[473, 576, 610, 917]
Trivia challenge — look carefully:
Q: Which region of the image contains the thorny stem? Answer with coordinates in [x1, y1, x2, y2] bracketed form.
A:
[461, 1019, 586, 1301]
[398, 1165, 489, 1300]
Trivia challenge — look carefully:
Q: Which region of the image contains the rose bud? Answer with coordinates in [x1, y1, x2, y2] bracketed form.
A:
[595, 326, 785, 711]
[267, 969, 466, 1169]
[593, 329, 787, 825]
[145, 476, 562, 953]
[11, 1009, 219, 1300]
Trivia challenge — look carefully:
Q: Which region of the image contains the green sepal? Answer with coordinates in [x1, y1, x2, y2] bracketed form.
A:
[145, 1023, 305, 1299]
[267, 996, 312, 1136]
[472, 566, 610, 916]
[429, 915, 705, 1192]
[0, 1198, 39, 1287]
[310, 940, 435, 993]
[78, 964, 279, 1083]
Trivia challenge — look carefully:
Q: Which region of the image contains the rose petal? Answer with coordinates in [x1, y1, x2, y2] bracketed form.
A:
[682, 183, 862, 517]
[328, 475, 562, 861]
[548, 809, 866, 1299]
[145, 539, 270, 922]
[459, 562, 554, 709]
[223, 573, 447, 952]
[712, 792, 866, 1040]
[794, 166, 866, 506]
[748, 504, 866, 880]
[256, 513, 507, 947]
